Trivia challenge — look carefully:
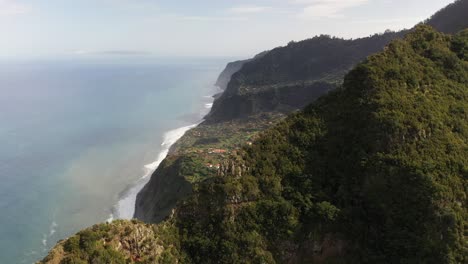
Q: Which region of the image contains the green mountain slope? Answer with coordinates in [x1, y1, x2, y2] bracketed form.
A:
[40, 25, 468, 264]
[174, 25, 468, 264]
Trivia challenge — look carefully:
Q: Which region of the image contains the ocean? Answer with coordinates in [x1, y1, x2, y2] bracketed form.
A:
[0, 57, 225, 263]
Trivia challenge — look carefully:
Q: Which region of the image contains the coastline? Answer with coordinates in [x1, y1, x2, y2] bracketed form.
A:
[109, 87, 220, 221]
[110, 123, 198, 220]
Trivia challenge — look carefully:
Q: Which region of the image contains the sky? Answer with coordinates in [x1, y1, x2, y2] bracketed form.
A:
[0, 0, 456, 59]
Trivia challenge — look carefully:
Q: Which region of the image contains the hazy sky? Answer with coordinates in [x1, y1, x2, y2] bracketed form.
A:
[0, 0, 455, 59]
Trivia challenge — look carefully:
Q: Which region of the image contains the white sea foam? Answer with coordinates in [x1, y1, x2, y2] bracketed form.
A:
[41, 235, 47, 248]
[108, 89, 218, 222]
[109, 123, 198, 221]
[40, 220, 58, 252]
[49, 221, 57, 236]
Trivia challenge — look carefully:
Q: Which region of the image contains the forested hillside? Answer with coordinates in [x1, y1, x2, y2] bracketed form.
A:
[176, 25, 468, 263]
[41, 25, 468, 264]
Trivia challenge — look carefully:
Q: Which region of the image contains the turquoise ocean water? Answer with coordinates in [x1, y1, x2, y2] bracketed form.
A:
[0, 57, 225, 263]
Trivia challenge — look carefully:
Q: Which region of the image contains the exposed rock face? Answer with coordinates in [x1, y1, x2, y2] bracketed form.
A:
[217, 159, 248, 178]
[39, 220, 182, 264]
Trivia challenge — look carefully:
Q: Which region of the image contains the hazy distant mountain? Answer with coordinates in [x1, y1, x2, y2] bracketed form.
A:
[215, 52, 268, 90]
[426, 0, 468, 33]
[207, 30, 404, 122]
[208, 0, 467, 123]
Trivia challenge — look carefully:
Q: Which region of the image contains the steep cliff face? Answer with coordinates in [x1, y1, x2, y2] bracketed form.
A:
[214, 60, 247, 90]
[135, 157, 193, 223]
[215, 60, 251, 92]
[206, 31, 404, 122]
[207, 81, 335, 122]
[215, 51, 269, 90]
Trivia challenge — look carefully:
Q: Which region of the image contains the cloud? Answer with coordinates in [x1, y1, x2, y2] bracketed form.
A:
[163, 14, 248, 22]
[228, 5, 271, 14]
[102, 0, 159, 10]
[72, 50, 90, 55]
[173, 15, 247, 22]
[73, 50, 152, 56]
[350, 16, 426, 25]
[0, 0, 31, 16]
[98, 50, 152, 55]
[296, 0, 369, 19]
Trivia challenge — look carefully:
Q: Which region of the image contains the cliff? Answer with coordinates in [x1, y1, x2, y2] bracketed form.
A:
[214, 60, 247, 90]
[215, 51, 268, 90]
[206, 31, 405, 123]
[135, 157, 193, 223]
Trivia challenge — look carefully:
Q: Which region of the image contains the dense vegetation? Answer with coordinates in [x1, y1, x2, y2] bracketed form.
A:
[39, 220, 186, 264]
[48, 25, 466, 264]
[175, 25, 467, 263]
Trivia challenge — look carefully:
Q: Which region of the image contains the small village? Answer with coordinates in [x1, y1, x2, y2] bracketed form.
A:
[162, 113, 283, 184]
